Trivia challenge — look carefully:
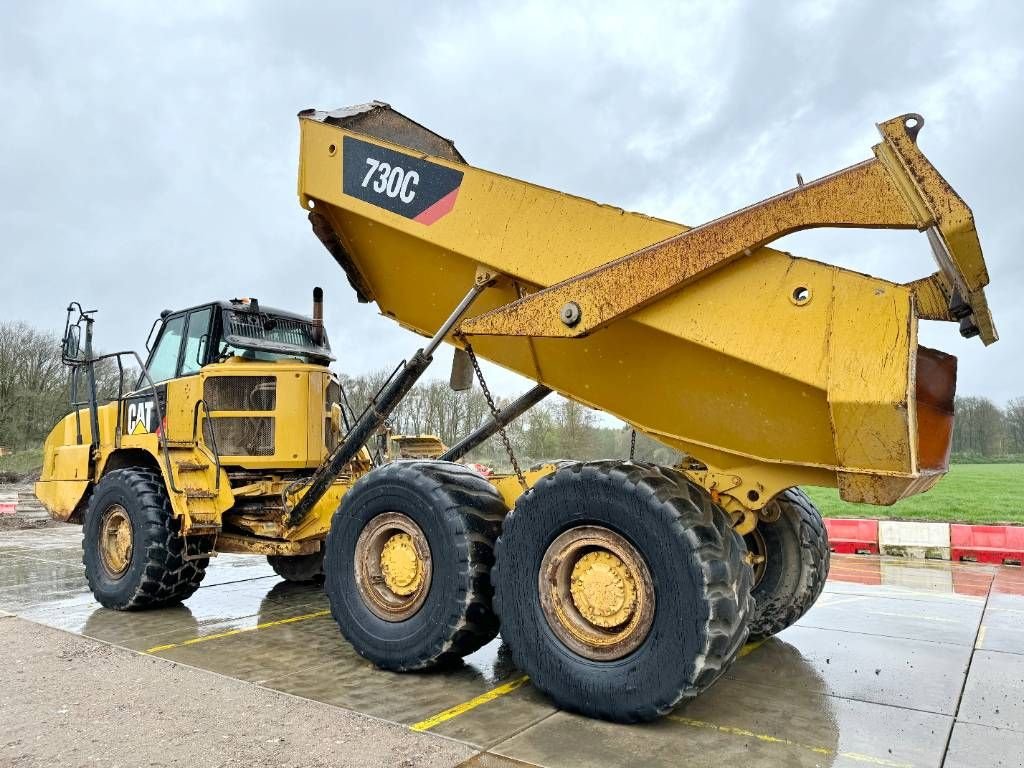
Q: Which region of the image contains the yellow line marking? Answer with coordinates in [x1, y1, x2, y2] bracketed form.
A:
[410, 675, 530, 731]
[739, 638, 766, 658]
[411, 639, 766, 732]
[145, 609, 331, 653]
[667, 715, 912, 767]
[975, 624, 987, 650]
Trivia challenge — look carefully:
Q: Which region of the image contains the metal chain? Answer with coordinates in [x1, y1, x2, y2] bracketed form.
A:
[460, 338, 528, 490]
[629, 429, 637, 461]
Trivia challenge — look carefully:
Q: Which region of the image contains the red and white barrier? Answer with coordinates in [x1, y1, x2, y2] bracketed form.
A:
[823, 518, 879, 554]
[0, 492, 16, 516]
[821, 517, 1023, 566]
[950, 524, 1024, 566]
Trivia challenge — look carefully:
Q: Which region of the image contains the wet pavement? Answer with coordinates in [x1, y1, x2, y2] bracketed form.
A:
[2, 524, 1021, 768]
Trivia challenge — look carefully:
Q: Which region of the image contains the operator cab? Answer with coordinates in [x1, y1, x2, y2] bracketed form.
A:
[143, 297, 334, 385]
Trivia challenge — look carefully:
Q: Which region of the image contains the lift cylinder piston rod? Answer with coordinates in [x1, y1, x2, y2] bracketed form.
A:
[439, 383, 552, 462]
[285, 280, 488, 528]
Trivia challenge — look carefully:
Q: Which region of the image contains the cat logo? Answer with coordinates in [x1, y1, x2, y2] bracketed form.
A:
[126, 401, 155, 435]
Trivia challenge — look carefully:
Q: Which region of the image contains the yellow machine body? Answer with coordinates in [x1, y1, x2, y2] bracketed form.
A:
[35, 104, 996, 549]
[296, 104, 995, 523]
[36, 358, 358, 550]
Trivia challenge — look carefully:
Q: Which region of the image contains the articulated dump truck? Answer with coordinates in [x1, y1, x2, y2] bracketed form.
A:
[36, 103, 996, 722]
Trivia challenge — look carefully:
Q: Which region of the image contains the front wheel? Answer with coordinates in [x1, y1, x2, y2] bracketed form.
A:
[83, 468, 209, 610]
[324, 461, 505, 671]
[494, 461, 753, 723]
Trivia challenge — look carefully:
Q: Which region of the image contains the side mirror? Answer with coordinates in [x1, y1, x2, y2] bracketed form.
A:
[63, 325, 82, 361]
[144, 317, 162, 352]
[196, 333, 208, 367]
[449, 347, 475, 392]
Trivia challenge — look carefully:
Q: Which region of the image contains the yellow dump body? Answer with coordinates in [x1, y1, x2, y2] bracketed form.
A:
[296, 103, 996, 514]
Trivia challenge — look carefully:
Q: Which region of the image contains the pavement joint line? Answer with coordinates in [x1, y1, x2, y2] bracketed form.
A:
[198, 574, 279, 589]
[3, 552, 83, 566]
[988, 605, 1024, 615]
[145, 609, 331, 653]
[974, 625, 987, 650]
[831, 558, 995, 575]
[824, 587, 983, 603]
[665, 714, 912, 767]
[940, 561, 996, 766]
[480, 707, 562, 752]
[867, 610, 960, 624]
[410, 675, 531, 732]
[813, 595, 871, 609]
[409, 639, 768, 733]
[795, 620, 977, 649]
[722, 669, 954, 721]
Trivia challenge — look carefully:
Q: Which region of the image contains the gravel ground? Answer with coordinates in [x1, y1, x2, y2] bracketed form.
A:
[0, 615, 479, 768]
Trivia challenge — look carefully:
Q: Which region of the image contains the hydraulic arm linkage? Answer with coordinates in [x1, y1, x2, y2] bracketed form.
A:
[459, 114, 996, 346]
[285, 272, 494, 529]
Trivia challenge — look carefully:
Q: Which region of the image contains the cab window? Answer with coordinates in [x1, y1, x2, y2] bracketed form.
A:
[180, 307, 212, 376]
[146, 315, 185, 383]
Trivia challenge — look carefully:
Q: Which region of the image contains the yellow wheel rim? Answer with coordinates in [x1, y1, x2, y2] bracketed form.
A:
[354, 513, 432, 622]
[539, 526, 654, 661]
[99, 504, 133, 577]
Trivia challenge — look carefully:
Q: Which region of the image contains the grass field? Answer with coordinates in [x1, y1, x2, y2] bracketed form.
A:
[0, 449, 44, 479]
[804, 463, 1023, 525]
[1, 447, 1020, 524]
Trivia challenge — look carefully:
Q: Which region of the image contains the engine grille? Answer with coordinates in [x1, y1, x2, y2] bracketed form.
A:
[204, 376, 276, 411]
[204, 417, 275, 456]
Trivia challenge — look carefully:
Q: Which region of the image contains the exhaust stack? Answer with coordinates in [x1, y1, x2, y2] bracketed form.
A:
[312, 286, 324, 345]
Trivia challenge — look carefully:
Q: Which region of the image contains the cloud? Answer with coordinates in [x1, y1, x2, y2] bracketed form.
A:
[0, 0, 1020, 403]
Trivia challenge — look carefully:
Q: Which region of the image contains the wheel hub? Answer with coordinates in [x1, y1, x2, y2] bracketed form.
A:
[539, 525, 654, 661]
[570, 550, 636, 628]
[354, 513, 432, 622]
[380, 533, 423, 596]
[99, 504, 133, 577]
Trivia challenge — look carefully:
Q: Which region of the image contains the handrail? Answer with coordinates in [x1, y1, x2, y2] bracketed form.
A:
[72, 349, 181, 495]
[190, 398, 222, 491]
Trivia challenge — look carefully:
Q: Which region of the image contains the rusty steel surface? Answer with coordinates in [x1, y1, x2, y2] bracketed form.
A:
[459, 159, 918, 339]
[354, 512, 432, 622]
[296, 106, 997, 514]
[214, 531, 321, 557]
[98, 504, 132, 577]
[459, 116, 994, 344]
[538, 525, 655, 661]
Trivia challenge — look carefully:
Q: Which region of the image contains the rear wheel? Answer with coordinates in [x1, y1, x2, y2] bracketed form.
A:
[83, 468, 210, 610]
[494, 461, 753, 722]
[324, 460, 504, 670]
[267, 550, 324, 583]
[744, 488, 830, 639]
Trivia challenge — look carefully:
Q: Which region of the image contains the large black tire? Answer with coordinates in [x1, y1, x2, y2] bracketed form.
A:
[83, 468, 209, 610]
[267, 550, 325, 583]
[494, 461, 753, 722]
[745, 487, 830, 639]
[324, 460, 504, 671]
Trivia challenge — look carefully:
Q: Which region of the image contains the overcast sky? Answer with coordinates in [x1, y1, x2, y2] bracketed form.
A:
[1, 0, 1021, 406]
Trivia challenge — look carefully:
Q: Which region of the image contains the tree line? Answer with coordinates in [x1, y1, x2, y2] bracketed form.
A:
[1, 320, 1021, 466]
